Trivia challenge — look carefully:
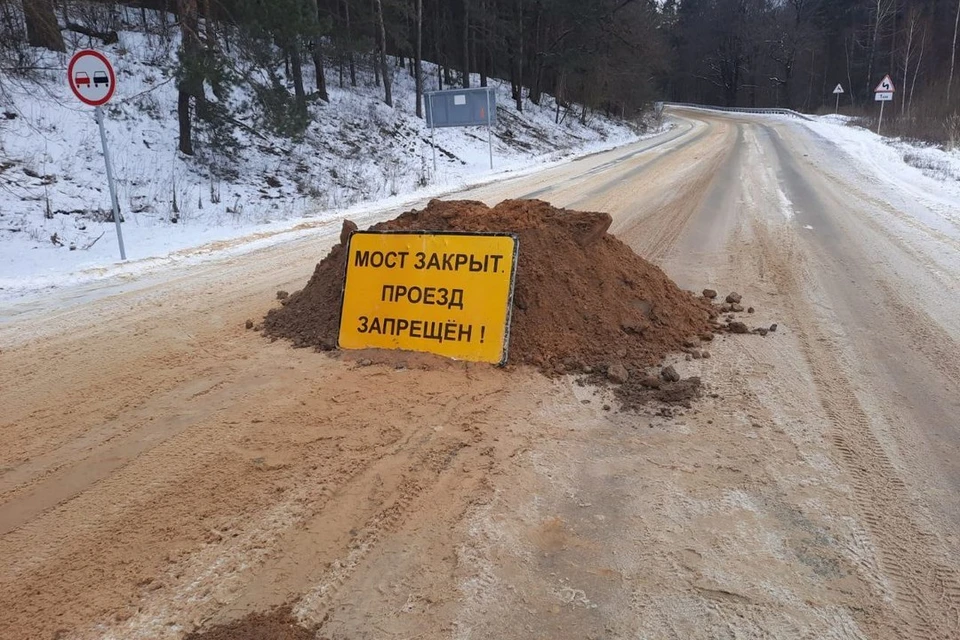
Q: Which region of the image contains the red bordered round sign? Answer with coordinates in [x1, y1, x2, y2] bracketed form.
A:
[67, 49, 116, 107]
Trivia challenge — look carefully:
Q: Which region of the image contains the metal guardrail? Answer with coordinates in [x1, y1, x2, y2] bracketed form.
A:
[661, 102, 813, 122]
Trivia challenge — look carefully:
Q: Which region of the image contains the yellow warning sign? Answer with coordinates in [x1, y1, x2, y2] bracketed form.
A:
[338, 232, 519, 364]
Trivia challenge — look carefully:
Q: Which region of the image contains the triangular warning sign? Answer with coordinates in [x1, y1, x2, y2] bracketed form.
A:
[833, 84, 844, 94]
[874, 75, 895, 93]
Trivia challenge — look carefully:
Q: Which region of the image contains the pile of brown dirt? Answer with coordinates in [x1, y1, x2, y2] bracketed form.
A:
[184, 605, 320, 640]
[264, 199, 715, 376]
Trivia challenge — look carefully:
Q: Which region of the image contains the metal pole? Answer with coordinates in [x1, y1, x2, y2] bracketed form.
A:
[486, 88, 493, 170]
[877, 100, 884, 136]
[429, 93, 437, 178]
[835, 93, 840, 115]
[95, 106, 126, 260]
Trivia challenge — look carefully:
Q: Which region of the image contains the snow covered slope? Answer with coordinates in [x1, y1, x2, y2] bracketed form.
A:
[0, 16, 645, 293]
[802, 115, 960, 227]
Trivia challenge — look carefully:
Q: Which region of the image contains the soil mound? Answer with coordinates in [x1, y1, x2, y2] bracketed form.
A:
[264, 199, 715, 375]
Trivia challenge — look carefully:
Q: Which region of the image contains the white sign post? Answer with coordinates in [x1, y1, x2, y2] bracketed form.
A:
[832, 84, 844, 114]
[67, 49, 125, 260]
[874, 75, 895, 136]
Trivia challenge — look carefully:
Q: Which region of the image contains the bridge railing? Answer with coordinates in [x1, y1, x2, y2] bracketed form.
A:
[657, 102, 813, 122]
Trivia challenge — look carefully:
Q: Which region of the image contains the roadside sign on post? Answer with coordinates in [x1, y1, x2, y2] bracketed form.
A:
[338, 231, 519, 364]
[873, 75, 896, 136]
[67, 49, 125, 260]
[424, 87, 497, 174]
[875, 75, 895, 93]
[832, 84, 844, 114]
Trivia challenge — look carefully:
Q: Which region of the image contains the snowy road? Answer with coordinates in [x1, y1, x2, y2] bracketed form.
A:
[2, 110, 959, 639]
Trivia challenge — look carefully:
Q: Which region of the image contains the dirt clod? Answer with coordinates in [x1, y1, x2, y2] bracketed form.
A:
[725, 292, 742, 304]
[340, 219, 358, 245]
[640, 375, 661, 389]
[728, 321, 750, 334]
[263, 199, 714, 375]
[276, 290, 289, 300]
[731, 304, 745, 313]
[770, 323, 778, 332]
[747, 307, 755, 314]
[607, 363, 629, 384]
[616, 376, 702, 411]
[661, 365, 681, 382]
[702, 289, 718, 299]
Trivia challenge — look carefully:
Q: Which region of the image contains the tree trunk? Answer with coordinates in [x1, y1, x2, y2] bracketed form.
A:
[478, 0, 487, 87]
[178, 91, 193, 155]
[515, 0, 523, 112]
[374, 0, 393, 106]
[311, 43, 328, 100]
[901, 12, 914, 116]
[344, 0, 356, 86]
[177, 0, 202, 156]
[845, 36, 855, 106]
[22, 0, 65, 52]
[415, 0, 423, 118]
[289, 43, 307, 113]
[372, 0, 381, 88]
[908, 28, 925, 117]
[434, 0, 443, 90]
[308, 0, 328, 101]
[529, 6, 542, 105]
[202, 0, 216, 48]
[462, 0, 470, 87]
[949, 0, 960, 103]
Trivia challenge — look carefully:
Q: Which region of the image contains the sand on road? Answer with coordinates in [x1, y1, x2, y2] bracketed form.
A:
[2, 109, 959, 640]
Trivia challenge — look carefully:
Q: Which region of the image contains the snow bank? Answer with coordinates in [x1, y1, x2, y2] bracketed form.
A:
[0, 16, 646, 299]
[802, 116, 960, 227]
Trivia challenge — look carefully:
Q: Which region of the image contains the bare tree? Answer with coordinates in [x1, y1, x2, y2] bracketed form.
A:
[908, 25, 925, 117]
[374, 0, 392, 106]
[515, 0, 523, 111]
[462, 0, 470, 87]
[900, 7, 921, 115]
[343, 0, 356, 87]
[415, 0, 423, 117]
[865, 0, 896, 94]
[949, 0, 960, 104]
[307, 0, 328, 100]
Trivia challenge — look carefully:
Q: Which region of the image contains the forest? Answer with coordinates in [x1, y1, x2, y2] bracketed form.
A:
[4, 0, 960, 148]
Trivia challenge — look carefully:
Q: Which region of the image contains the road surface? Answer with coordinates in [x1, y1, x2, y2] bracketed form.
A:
[2, 109, 959, 640]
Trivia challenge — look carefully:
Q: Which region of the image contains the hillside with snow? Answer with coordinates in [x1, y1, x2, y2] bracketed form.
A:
[0, 10, 648, 293]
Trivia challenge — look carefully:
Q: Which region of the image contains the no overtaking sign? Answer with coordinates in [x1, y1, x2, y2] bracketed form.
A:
[67, 49, 126, 259]
[68, 49, 116, 106]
